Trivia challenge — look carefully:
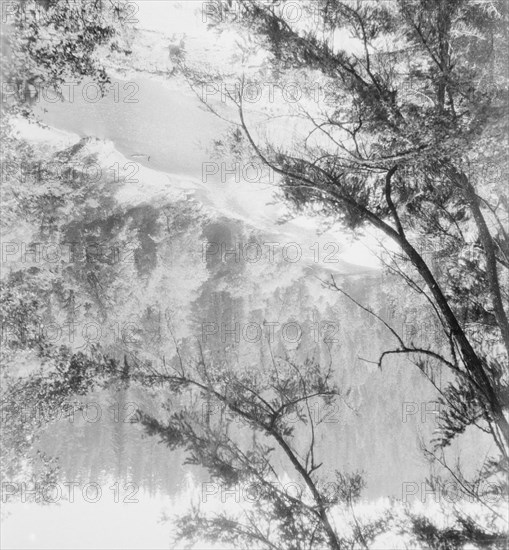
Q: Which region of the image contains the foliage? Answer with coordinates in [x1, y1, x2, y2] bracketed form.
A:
[182, 0, 509, 546]
[117, 350, 394, 550]
[1, 0, 132, 116]
[1, 0, 508, 547]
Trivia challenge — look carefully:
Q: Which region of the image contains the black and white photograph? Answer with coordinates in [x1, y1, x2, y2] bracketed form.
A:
[1, 1, 508, 548]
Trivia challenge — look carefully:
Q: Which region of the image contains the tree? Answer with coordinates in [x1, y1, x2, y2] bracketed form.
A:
[187, 0, 508, 452]
[122, 349, 392, 550]
[1, 0, 132, 116]
[2, 0, 507, 546]
[0, 278, 119, 491]
[172, 0, 508, 545]
[0, 0, 135, 492]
